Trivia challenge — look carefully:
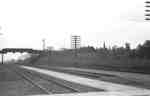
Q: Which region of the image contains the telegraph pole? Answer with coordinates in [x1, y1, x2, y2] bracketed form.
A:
[0, 50, 4, 64]
[0, 31, 3, 64]
[71, 35, 81, 57]
[42, 39, 46, 51]
[145, 1, 150, 20]
[71, 35, 81, 67]
[1, 53, 3, 64]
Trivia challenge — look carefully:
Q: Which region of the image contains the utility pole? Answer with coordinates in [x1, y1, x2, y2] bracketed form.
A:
[0, 51, 4, 64]
[71, 35, 81, 49]
[42, 39, 46, 51]
[1, 53, 3, 64]
[145, 1, 150, 20]
[0, 31, 3, 64]
[71, 35, 81, 57]
[71, 35, 81, 67]
[103, 42, 106, 49]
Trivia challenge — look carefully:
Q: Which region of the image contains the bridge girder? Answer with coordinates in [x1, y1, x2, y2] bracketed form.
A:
[0, 48, 43, 54]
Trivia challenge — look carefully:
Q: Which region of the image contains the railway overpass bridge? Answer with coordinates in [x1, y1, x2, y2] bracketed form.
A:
[0, 48, 43, 64]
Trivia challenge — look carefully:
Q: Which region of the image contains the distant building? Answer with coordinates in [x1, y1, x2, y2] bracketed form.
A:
[47, 46, 54, 51]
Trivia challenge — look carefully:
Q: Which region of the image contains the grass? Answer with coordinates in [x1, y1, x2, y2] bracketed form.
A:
[20, 50, 150, 74]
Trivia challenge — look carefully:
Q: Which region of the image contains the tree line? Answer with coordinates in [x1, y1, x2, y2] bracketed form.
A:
[95, 40, 150, 59]
[77, 40, 150, 59]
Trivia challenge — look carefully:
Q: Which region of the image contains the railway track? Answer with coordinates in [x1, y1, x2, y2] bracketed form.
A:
[20, 64, 150, 89]
[22, 70, 80, 93]
[44, 67, 150, 89]
[14, 69, 51, 94]
[6, 66, 81, 95]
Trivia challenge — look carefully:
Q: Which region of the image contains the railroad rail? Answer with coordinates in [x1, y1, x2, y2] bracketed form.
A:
[44, 67, 150, 89]
[6, 66, 81, 95]
[22, 70, 81, 93]
[6, 66, 51, 94]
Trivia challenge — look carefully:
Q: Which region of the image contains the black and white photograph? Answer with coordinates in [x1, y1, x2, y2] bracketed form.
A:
[0, 0, 150, 96]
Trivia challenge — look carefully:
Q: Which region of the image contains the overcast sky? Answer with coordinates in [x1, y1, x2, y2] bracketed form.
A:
[0, 0, 149, 60]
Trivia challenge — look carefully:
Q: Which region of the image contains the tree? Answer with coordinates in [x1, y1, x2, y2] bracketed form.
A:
[136, 40, 150, 59]
[125, 43, 130, 51]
